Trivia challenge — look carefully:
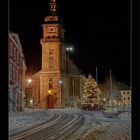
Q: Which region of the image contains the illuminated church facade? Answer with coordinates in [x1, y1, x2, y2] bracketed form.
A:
[31, 0, 85, 109]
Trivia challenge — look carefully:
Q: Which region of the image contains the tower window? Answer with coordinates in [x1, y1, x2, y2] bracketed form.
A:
[49, 49, 54, 55]
[49, 79, 53, 89]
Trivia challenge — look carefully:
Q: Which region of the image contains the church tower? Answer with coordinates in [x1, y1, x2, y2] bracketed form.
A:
[39, 0, 65, 108]
[31, 0, 82, 109]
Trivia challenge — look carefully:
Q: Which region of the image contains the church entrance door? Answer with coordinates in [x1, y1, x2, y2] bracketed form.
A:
[47, 95, 54, 109]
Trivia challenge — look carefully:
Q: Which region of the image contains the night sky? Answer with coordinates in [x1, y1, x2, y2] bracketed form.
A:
[10, 0, 130, 86]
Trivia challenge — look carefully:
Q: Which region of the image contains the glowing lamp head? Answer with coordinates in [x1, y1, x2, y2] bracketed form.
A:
[28, 79, 32, 83]
[59, 80, 62, 84]
[69, 47, 73, 51]
[48, 90, 52, 94]
[30, 99, 33, 104]
[66, 47, 69, 51]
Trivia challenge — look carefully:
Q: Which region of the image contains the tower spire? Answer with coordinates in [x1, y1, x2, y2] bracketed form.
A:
[50, 0, 57, 15]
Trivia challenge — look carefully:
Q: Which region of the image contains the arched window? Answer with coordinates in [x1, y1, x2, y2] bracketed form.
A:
[49, 49, 54, 68]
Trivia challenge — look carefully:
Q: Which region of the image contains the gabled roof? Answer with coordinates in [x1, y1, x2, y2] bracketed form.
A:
[32, 70, 41, 78]
[66, 56, 81, 75]
[9, 32, 24, 56]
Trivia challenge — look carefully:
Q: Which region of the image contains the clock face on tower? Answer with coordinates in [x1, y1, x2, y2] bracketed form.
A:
[49, 27, 54, 32]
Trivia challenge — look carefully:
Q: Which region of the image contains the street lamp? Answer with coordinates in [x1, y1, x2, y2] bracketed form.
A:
[66, 46, 74, 52]
[27, 78, 33, 108]
[30, 99, 33, 105]
[59, 80, 63, 84]
[48, 90, 52, 94]
[65, 46, 74, 73]
[28, 79, 32, 84]
[59, 80, 63, 108]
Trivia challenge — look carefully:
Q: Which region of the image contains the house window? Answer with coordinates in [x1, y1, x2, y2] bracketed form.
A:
[9, 64, 12, 80]
[128, 97, 130, 100]
[13, 67, 15, 81]
[124, 98, 125, 100]
[127, 92, 129, 94]
[17, 51, 19, 62]
[10, 42, 13, 54]
[123, 92, 125, 94]
[14, 47, 16, 59]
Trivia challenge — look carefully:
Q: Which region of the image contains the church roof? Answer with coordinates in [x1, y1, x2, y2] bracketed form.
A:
[66, 56, 81, 75]
[32, 70, 41, 78]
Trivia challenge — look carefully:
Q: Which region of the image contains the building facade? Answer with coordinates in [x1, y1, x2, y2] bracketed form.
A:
[9, 32, 27, 112]
[30, 0, 85, 109]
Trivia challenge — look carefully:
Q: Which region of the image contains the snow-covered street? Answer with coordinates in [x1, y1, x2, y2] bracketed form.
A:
[9, 108, 54, 134]
[9, 108, 131, 140]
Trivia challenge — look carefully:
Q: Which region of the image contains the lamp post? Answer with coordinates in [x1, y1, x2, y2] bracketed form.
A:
[59, 80, 63, 108]
[27, 79, 33, 108]
[65, 45, 74, 73]
[65, 45, 74, 109]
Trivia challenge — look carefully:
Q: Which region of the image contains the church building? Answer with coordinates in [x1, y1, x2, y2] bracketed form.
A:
[31, 0, 84, 109]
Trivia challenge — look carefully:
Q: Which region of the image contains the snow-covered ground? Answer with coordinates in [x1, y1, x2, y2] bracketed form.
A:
[81, 111, 131, 140]
[9, 108, 54, 134]
[9, 108, 131, 140]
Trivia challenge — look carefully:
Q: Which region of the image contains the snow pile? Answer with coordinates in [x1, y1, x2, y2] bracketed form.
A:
[118, 111, 131, 120]
[80, 123, 108, 140]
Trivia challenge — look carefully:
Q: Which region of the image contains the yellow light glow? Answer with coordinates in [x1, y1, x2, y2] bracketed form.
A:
[48, 90, 51, 94]
[28, 79, 32, 83]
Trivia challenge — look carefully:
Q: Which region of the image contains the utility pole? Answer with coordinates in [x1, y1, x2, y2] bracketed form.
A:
[72, 79, 74, 110]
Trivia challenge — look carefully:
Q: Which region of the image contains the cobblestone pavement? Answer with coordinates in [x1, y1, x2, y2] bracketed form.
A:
[97, 120, 131, 140]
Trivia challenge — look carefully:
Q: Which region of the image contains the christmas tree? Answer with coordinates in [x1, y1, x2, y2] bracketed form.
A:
[82, 74, 105, 110]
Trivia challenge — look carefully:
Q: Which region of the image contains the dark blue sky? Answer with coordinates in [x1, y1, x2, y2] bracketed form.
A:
[10, 0, 130, 85]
